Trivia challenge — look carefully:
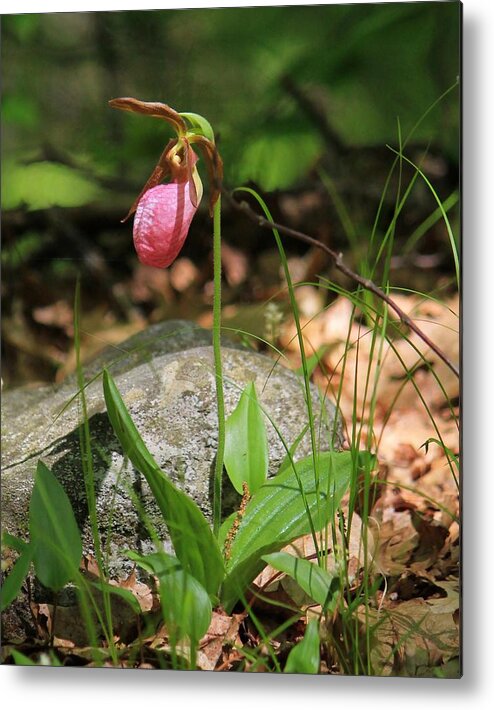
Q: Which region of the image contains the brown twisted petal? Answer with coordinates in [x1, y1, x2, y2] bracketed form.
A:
[108, 97, 187, 136]
[121, 139, 178, 222]
[190, 135, 223, 215]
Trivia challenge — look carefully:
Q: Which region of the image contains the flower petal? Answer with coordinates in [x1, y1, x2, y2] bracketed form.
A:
[133, 181, 197, 268]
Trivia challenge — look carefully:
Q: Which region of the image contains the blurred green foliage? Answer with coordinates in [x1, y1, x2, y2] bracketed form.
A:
[2, 161, 103, 210]
[2, 3, 460, 210]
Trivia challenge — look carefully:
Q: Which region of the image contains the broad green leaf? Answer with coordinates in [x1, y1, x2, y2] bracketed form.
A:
[284, 619, 321, 674]
[180, 112, 215, 143]
[2, 160, 102, 211]
[11, 649, 62, 666]
[262, 551, 338, 611]
[29, 461, 82, 591]
[0, 544, 34, 611]
[10, 649, 38, 666]
[159, 568, 212, 645]
[126, 549, 182, 576]
[127, 550, 211, 644]
[224, 381, 268, 495]
[2, 532, 29, 554]
[238, 131, 322, 191]
[103, 370, 224, 598]
[221, 450, 354, 612]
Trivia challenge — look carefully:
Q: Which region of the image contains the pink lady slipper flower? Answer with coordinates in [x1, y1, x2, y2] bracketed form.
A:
[132, 149, 203, 268]
[109, 97, 222, 268]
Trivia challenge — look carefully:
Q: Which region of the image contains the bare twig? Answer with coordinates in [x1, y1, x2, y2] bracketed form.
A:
[223, 188, 459, 379]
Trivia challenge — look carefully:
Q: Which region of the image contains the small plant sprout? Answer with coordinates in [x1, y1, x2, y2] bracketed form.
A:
[109, 97, 223, 267]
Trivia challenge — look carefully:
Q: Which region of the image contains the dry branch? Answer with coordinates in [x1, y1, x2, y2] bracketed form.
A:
[223, 188, 459, 379]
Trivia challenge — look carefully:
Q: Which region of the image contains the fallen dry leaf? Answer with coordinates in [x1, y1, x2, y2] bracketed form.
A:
[129, 263, 173, 303]
[221, 243, 248, 287]
[169, 257, 200, 291]
[32, 300, 74, 335]
[197, 610, 242, 671]
[361, 596, 459, 677]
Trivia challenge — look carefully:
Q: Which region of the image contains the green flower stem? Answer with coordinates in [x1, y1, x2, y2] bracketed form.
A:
[212, 195, 225, 537]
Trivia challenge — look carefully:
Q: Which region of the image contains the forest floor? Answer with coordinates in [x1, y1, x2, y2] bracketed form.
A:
[1, 210, 459, 674]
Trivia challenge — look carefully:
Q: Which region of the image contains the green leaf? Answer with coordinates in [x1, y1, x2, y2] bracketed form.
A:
[2, 160, 102, 211]
[127, 550, 211, 644]
[103, 370, 224, 598]
[29, 461, 82, 592]
[126, 549, 181, 576]
[221, 450, 353, 612]
[181, 112, 215, 143]
[284, 619, 321, 674]
[10, 649, 62, 666]
[160, 568, 212, 645]
[224, 381, 268, 495]
[2, 531, 29, 554]
[0, 544, 34, 611]
[10, 649, 38, 666]
[262, 551, 338, 611]
[238, 131, 322, 191]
